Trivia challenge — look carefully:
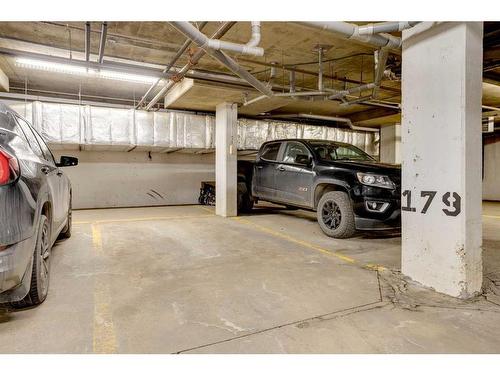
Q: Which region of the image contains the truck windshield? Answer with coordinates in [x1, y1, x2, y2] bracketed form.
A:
[310, 142, 374, 162]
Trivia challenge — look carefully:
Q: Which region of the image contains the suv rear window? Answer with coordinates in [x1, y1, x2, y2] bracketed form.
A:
[260, 142, 281, 161]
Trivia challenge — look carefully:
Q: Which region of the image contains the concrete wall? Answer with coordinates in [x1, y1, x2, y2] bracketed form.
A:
[483, 134, 500, 201]
[52, 150, 215, 209]
[380, 124, 401, 164]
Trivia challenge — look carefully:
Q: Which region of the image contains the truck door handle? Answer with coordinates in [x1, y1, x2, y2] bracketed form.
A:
[256, 165, 263, 169]
[277, 166, 285, 171]
[57, 170, 63, 176]
[41, 166, 50, 175]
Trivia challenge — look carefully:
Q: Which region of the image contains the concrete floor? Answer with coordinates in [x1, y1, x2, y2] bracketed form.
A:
[1, 202, 500, 353]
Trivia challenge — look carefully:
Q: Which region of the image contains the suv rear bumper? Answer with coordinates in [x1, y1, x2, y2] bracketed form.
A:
[0, 236, 34, 303]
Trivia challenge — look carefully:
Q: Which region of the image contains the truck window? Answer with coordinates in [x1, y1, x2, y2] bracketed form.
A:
[260, 142, 281, 161]
[282, 142, 310, 164]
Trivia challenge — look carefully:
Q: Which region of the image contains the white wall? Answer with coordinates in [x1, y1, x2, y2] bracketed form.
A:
[53, 150, 215, 209]
[483, 134, 500, 201]
[380, 123, 401, 164]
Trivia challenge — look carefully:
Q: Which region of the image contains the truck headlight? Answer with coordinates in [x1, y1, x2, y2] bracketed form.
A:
[357, 172, 395, 189]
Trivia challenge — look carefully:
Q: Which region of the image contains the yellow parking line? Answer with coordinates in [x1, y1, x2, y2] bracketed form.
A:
[91, 224, 102, 254]
[75, 213, 213, 225]
[232, 216, 358, 264]
[91, 223, 117, 354]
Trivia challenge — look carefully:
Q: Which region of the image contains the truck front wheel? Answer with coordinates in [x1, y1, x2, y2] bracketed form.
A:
[317, 191, 356, 239]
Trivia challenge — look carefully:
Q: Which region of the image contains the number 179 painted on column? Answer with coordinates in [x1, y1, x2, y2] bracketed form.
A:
[402, 190, 461, 216]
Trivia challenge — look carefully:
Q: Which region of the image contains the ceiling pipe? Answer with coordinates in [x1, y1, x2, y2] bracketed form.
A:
[327, 46, 390, 102]
[263, 113, 379, 132]
[328, 83, 376, 100]
[84, 22, 90, 62]
[372, 48, 389, 98]
[482, 105, 500, 112]
[243, 90, 330, 107]
[317, 47, 324, 91]
[358, 21, 420, 35]
[0, 45, 297, 95]
[205, 21, 264, 56]
[297, 22, 403, 49]
[136, 21, 208, 109]
[169, 21, 273, 97]
[98, 22, 108, 64]
[145, 22, 236, 110]
[289, 69, 296, 93]
[237, 56, 401, 95]
[171, 21, 264, 57]
[339, 95, 373, 106]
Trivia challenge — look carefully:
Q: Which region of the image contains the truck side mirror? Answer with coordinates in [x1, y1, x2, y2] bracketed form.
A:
[295, 154, 312, 166]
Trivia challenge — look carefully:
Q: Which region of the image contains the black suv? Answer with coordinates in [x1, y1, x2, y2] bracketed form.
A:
[0, 102, 77, 307]
[240, 139, 400, 238]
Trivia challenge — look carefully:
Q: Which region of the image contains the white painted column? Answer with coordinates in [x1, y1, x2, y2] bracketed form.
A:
[401, 22, 483, 298]
[380, 123, 401, 164]
[215, 102, 238, 217]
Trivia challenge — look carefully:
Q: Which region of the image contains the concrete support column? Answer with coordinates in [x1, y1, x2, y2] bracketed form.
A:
[401, 22, 483, 298]
[380, 123, 401, 164]
[215, 102, 238, 217]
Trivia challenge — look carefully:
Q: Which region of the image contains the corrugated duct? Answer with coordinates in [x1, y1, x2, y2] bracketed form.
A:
[3, 100, 379, 156]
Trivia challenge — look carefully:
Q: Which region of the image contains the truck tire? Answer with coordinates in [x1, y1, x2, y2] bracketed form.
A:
[316, 191, 356, 239]
[237, 182, 254, 213]
[10, 214, 51, 308]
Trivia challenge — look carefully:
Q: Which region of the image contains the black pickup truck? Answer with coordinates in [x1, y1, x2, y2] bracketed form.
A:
[236, 139, 401, 238]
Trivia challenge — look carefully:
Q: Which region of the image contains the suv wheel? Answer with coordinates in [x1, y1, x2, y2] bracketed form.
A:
[10, 214, 52, 308]
[317, 191, 356, 239]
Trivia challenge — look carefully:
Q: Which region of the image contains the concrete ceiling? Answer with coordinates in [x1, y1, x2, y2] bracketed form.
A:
[0, 21, 498, 128]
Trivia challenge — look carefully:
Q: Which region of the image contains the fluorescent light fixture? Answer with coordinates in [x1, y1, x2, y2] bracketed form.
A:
[16, 58, 159, 85]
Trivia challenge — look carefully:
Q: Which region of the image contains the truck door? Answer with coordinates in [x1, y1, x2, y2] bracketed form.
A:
[253, 141, 283, 200]
[275, 141, 314, 207]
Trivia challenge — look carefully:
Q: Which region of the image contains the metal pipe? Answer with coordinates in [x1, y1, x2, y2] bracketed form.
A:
[0, 44, 297, 94]
[145, 22, 237, 110]
[339, 95, 373, 106]
[263, 113, 378, 132]
[169, 21, 273, 97]
[242, 90, 329, 107]
[276, 91, 329, 97]
[296, 114, 378, 132]
[297, 21, 402, 49]
[289, 69, 296, 93]
[318, 47, 324, 91]
[237, 56, 401, 95]
[372, 48, 389, 98]
[204, 21, 264, 56]
[98, 22, 108, 64]
[136, 21, 208, 109]
[328, 83, 376, 100]
[482, 105, 500, 112]
[244, 94, 267, 106]
[84, 22, 90, 62]
[358, 21, 420, 35]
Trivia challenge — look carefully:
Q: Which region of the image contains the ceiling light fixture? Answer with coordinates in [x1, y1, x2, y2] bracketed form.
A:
[16, 57, 160, 85]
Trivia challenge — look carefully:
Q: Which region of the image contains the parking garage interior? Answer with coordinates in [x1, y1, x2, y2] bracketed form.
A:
[1, 12, 500, 358]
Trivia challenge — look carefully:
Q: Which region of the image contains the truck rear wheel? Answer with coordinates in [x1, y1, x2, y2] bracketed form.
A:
[237, 182, 254, 213]
[317, 191, 356, 239]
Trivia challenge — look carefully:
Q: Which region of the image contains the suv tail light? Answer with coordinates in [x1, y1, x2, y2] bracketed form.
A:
[0, 148, 20, 185]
